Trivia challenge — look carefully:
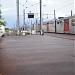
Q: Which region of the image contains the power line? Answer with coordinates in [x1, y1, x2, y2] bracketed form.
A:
[56, 4, 74, 12]
[55, 1, 74, 10]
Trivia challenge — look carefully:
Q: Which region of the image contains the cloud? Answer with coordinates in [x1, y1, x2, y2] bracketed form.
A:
[1, 8, 12, 12]
[74, 0, 75, 14]
[1, 7, 16, 16]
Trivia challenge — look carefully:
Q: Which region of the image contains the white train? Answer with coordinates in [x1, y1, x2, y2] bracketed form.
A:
[42, 16, 75, 34]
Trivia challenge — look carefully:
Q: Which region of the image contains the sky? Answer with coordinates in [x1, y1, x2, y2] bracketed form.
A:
[0, 0, 75, 28]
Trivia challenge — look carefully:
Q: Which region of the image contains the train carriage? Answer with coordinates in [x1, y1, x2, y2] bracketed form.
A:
[56, 16, 75, 34]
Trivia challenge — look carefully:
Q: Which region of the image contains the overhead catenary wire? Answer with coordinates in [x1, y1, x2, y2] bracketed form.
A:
[55, 1, 74, 11]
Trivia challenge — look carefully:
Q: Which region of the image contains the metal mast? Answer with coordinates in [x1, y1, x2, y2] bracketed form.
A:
[16, 0, 20, 35]
[40, 0, 42, 35]
[23, 9, 25, 30]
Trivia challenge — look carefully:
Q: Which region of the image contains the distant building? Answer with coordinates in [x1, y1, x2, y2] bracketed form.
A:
[0, 25, 5, 37]
[0, 25, 5, 32]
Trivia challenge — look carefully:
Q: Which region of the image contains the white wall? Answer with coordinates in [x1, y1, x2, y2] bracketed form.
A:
[0, 25, 5, 33]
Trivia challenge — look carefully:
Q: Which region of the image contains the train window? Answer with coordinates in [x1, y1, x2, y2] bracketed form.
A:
[72, 19, 75, 22]
[60, 21, 62, 23]
[71, 19, 75, 26]
[50, 22, 54, 24]
[57, 22, 59, 24]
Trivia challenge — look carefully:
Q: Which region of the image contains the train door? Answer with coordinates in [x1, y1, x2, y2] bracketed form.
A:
[47, 22, 50, 32]
[49, 21, 55, 32]
[43, 24, 47, 32]
[64, 19, 69, 33]
[38, 24, 40, 31]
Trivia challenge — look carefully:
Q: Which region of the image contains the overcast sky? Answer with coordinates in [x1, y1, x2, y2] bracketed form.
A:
[0, 0, 75, 28]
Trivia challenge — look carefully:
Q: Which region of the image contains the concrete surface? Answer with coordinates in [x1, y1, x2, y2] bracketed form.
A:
[0, 33, 75, 75]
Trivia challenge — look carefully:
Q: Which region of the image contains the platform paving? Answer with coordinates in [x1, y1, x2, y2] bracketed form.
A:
[0, 33, 75, 75]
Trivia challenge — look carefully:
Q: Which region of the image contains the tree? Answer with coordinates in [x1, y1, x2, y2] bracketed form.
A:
[0, 21, 6, 26]
[5, 28, 10, 30]
[0, 0, 6, 26]
[0, 10, 2, 19]
[0, 3, 2, 19]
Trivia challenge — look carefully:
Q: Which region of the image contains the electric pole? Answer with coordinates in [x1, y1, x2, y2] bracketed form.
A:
[36, 19, 38, 34]
[0, 0, 2, 20]
[23, 9, 25, 30]
[54, 9, 56, 33]
[40, 0, 42, 35]
[16, 0, 20, 35]
[54, 10, 56, 20]
[71, 10, 72, 16]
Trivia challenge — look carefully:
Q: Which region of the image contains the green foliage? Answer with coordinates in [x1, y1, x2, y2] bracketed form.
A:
[5, 28, 10, 30]
[0, 21, 6, 26]
[0, 10, 1, 14]
[0, 15, 1, 18]
[0, 2, 6, 26]
[0, 10, 2, 19]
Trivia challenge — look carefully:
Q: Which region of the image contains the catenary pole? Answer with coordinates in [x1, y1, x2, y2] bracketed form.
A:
[16, 0, 20, 35]
[23, 9, 25, 30]
[40, 0, 42, 35]
[54, 9, 56, 33]
[71, 10, 72, 16]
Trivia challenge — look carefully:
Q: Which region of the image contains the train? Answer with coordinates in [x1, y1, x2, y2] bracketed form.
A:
[35, 16, 75, 34]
